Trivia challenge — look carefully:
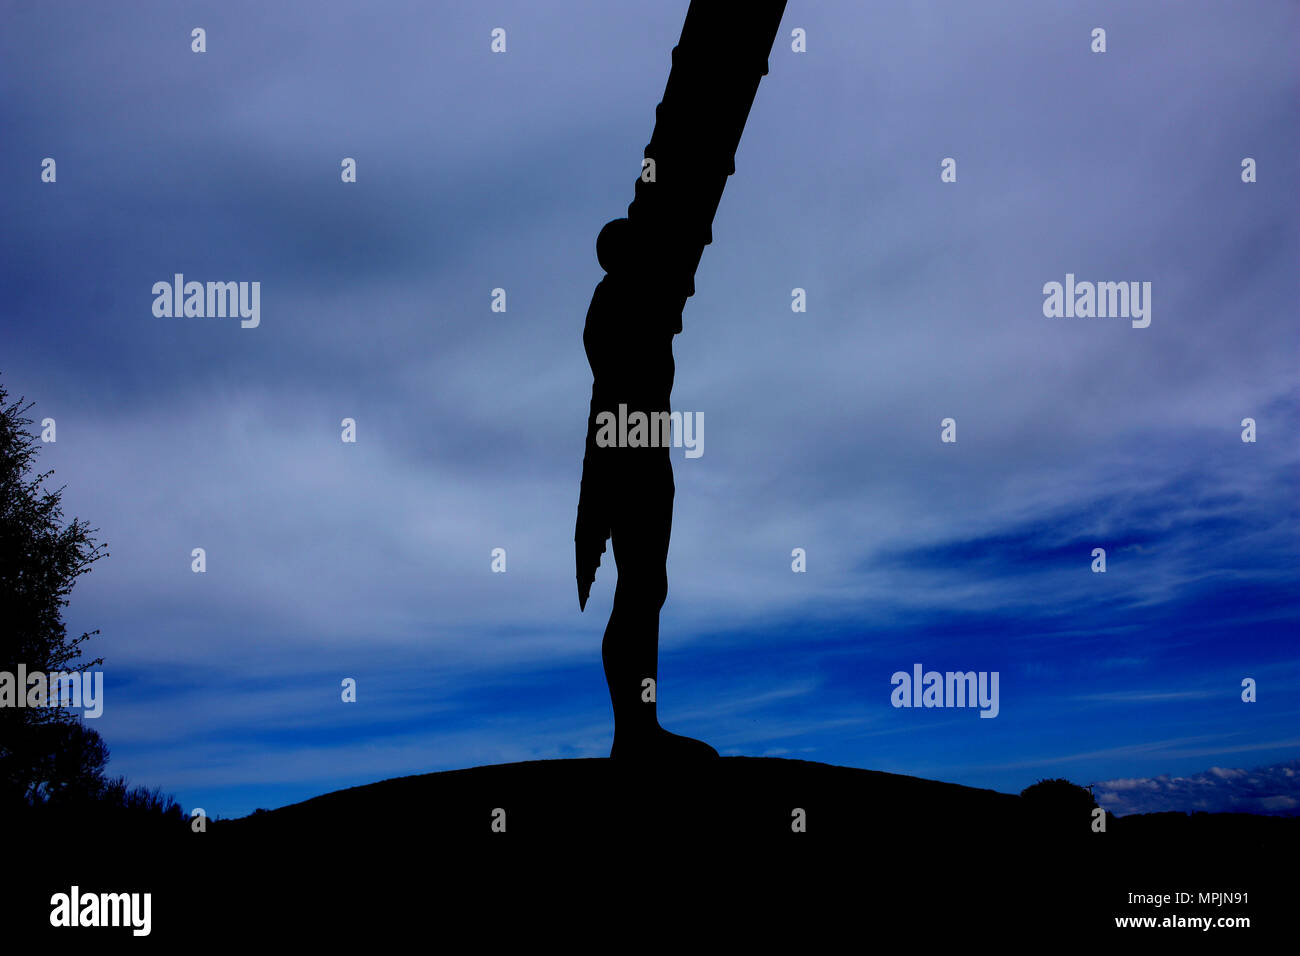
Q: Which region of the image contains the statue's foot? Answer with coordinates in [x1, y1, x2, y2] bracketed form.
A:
[610, 726, 719, 761]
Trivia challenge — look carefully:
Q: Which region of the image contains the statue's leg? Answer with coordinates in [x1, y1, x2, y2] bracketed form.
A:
[604, 454, 716, 760]
[602, 457, 669, 740]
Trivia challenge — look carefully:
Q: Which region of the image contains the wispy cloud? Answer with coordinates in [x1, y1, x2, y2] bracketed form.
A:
[1073, 690, 1222, 703]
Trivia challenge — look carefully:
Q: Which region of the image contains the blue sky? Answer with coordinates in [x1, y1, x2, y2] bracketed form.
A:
[2, 0, 1297, 818]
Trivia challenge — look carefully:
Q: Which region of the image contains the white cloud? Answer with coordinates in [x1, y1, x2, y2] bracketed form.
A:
[1094, 759, 1300, 817]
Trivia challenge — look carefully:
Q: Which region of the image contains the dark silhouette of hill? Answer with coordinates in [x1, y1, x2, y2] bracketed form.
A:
[221, 756, 1022, 840]
[11, 757, 1292, 942]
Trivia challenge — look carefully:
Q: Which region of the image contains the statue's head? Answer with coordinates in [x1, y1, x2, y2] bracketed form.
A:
[596, 218, 633, 275]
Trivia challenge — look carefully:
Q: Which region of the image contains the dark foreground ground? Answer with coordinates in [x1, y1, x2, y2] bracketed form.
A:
[9, 757, 1291, 942]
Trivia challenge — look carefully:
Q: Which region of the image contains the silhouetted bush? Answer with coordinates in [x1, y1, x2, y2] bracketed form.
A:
[102, 775, 185, 820]
[1020, 777, 1098, 837]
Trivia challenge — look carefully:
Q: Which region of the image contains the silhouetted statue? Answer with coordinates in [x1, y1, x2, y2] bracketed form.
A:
[575, 0, 788, 760]
[576, 217, 713, 760]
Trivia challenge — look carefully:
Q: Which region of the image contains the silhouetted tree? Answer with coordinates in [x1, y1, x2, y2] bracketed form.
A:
[1021, 777, 1099, 837]
[0, 376, 110, 810]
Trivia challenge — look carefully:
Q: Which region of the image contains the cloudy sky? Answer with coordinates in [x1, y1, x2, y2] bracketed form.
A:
[2, 0, 1296, 818]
